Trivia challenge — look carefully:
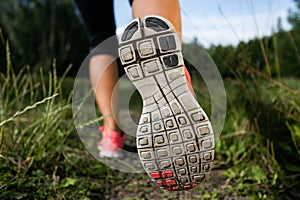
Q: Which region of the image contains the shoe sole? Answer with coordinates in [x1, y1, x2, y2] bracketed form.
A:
[98, 146, 124, 158]
[118, 15, 215, 191]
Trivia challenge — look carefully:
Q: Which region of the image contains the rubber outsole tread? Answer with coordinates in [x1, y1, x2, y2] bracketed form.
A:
[119, 15, 215, 191]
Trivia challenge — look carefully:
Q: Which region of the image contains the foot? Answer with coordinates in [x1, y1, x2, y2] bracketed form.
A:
[98, 126, 126, 158]
[118, 15, 215, 191]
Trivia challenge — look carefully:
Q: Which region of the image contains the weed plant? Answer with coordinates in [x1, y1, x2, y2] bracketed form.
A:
[207, 30, 300, 199]
[0, 42, 110, 199]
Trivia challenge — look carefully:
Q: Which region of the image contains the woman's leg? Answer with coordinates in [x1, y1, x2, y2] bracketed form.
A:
[131, 0, 182, 34]
[89, 55, 120, 133]
[75, 0, 120, 133]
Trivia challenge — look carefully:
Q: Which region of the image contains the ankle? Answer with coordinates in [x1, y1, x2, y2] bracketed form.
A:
[103, 122, 121, 134]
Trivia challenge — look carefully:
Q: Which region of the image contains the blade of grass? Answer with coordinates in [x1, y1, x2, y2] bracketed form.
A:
[0, 93, 58, 127]
[273, 36, 281, 79]
[0, 26, 5, 46]
[287, 31, 300, 65]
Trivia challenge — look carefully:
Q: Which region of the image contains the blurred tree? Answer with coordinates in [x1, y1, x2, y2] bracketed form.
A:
[208, 44, 236, 78]
[0, 0, 89, 76]
[288, 0, 300, 29]
[276, 17, 284, 33]
[284, 0, 300, 76]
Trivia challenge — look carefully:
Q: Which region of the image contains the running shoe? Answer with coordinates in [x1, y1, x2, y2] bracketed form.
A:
[98, 126, 126, 158]
[118, 15, 214, 191]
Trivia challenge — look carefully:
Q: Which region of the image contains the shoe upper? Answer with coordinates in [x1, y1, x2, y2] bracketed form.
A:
[98, 126, 126, 152]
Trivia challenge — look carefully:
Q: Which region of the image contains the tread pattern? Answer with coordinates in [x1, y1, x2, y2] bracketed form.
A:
[119, 15, 214, 191]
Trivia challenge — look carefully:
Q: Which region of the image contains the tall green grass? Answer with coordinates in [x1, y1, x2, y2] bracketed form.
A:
[208, 29, 300, 199]
[0, 42, 111, 199]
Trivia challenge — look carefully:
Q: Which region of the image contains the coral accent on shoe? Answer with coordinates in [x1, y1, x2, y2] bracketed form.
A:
[98, 126, 125, 152]
[184, 65, 195, 96]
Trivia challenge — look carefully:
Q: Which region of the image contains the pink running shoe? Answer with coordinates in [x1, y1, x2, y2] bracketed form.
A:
[98, 126, 126, 158]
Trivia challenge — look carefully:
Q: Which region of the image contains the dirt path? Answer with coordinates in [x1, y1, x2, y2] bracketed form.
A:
[102, 167, 248, 200]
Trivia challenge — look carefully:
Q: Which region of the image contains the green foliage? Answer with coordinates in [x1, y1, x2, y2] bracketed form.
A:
[0, 0, 89, 76]
[0, 41, 107, 199]
[206, 29, 300, 78]
[220, 49, 300, 199]
[187, 5, 300, 197]
[192, 1, 300, 79]
[288, 0, 300, 30]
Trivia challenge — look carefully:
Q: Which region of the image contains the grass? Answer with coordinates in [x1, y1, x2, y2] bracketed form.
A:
[1, 34, 300, 199]
[0, 43, 107, 199]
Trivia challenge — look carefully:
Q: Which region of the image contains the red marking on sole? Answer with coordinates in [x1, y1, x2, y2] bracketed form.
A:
[166, 186, 180, 191]
[156, 180, 166, 187]
[183, 184, 198, 190]
[150, 172, 161, 179]
[162, 170, 173, 178]
[165, 179, 177, 186]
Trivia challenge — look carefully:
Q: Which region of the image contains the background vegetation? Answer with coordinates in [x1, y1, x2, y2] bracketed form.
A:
[0, 0, 299, 199]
